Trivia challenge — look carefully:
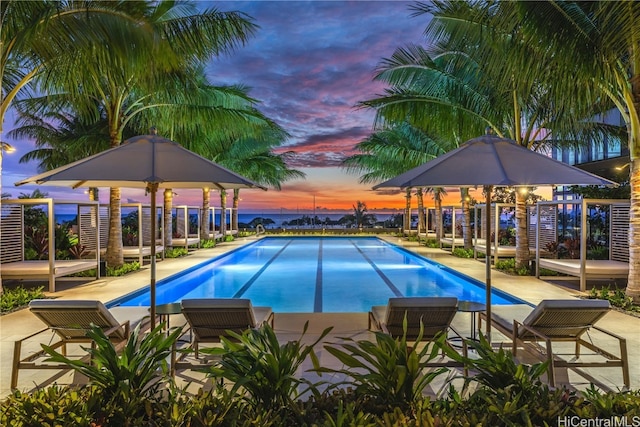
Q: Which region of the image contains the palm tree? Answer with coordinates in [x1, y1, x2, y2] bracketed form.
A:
[342, 122, 453, 239]
[28, 1, 265, 267]
[0, 0, 174, 290]
[364, 0, 617, 270]
[494, 1, 640, 300]
[224, 150, 305, 232]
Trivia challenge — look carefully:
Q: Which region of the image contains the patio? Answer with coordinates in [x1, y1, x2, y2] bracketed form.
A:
[1, 235, 637, 399]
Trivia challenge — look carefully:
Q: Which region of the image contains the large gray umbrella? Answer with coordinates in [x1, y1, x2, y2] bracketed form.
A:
[16, 132, 264, 327]
[373, 132, 616, 339]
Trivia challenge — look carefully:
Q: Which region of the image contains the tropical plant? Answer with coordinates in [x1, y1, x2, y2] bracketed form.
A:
[342, 122, 454, 237]
[18, 1, 271, 269]
[41, 323, 181, 425]
[496, 1, 639, 301]
[363, 0, 621, 271]
[319, 318, 450, 407]
[203, 322, 332, 417]
[0, 285, 45, 313]
[0, 385, 97, 427]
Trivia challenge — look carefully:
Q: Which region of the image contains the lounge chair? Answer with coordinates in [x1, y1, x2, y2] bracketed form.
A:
[368, 297, 467, 370]
[368, 297, 460, 340]
[11, 299, 136, 389]
[172, 298, 274, 374]
[485, 299, 630, 388]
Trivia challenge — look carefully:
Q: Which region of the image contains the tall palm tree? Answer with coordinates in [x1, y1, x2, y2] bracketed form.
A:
[29, 1, 265, 267]
[342, 122, 453, 239]
[495, 1, 640, 300]
[0, 0, 173, 290]
[364, 0, 618, 270]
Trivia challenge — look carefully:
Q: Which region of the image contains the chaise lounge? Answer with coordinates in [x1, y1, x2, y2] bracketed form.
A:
[484, 299, 630, 388]
[368, 297, 467, 369]
[11, 299, 141, 389]
[172, 298, 274, 374]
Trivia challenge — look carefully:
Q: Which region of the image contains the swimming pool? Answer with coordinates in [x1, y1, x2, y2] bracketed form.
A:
[111, 237, 525, 312]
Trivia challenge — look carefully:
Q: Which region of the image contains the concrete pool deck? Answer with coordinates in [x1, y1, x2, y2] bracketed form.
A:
[1, 234, 637, 398]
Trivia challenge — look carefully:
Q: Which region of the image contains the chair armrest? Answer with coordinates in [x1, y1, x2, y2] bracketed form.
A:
[591, 325, 627, 342]
[514, 320, 553, 342]
[14, 327, 53, 344]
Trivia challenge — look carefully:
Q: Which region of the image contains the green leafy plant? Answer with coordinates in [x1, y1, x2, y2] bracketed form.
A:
[0, 286, 46, 313]
[0, 385, 97, 427]
[423, 239, 439, 248]
[442, 334, 572, 425]
[452, 247, 474, 258]
[200, 239, 216, 248]
[319, 317, 450, 407]
[165, 247, 188, 258]
[42, 323, 181, 425]
[589, 285, 640, 312]
[105, 261, 140, 276]
[203, 322, 332, 416]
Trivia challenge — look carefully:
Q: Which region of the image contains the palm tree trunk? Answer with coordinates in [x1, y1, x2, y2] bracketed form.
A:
[404, 188, 412, 232]
[164, 189, 173, 249]
[434, 188, 443, 243]
[88, 188, 99, 201]
[627, 158, 640, 302]
[105, 188, 123, 267]
[220, 190, 227, 237]
[515, 190, 530, 270]
[416, 188, 425, 234]
[232, 189, 240, 232]
[461, 188, 472, 249]
[201, 188, 210, 240]
[625, 69, 640, 302]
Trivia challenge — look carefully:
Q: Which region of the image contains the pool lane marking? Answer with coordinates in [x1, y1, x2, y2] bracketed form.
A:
[233, 239, 294, 298]
[314, 238, 323, 312]
[350, 240, 403, 297]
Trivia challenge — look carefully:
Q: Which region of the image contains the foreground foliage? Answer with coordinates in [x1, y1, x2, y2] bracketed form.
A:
[2, 323, 640, 426]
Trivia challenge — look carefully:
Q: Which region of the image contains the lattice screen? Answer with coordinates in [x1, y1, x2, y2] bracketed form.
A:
[537, 204, 557, 251]
[78, 205, 102, 253]
[1, 204, 23, 263]
[610, 203, 630, 262]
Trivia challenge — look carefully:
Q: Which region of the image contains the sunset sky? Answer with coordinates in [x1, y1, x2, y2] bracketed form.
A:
[3, 1, 475, 214]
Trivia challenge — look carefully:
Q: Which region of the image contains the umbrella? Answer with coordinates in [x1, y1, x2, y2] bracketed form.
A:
[16, 131, 265, 328]
[373, 132, 617, 339]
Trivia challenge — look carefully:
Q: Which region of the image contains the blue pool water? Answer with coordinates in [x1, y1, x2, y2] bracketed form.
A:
[111, 237, 525, 313]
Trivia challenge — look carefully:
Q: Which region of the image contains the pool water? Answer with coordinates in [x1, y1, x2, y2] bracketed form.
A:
[112, 237, 525, 312]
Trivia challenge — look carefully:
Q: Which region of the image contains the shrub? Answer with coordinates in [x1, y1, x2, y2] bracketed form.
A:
[495, 258, 530, 276]
[0, 286, 46, 313]
[320, 318, 450, 408]
[589, 285, 640, 312]
[165, 247, 188, 258]
[452, 247, 474, 258]
[106, 261, 140, 277]
[0, 385, 96, 427]
[200, 239, 216, 248]
[203, 322, 332, 418]
[42, 323, 181, 425]
[423, 238, 439, 248]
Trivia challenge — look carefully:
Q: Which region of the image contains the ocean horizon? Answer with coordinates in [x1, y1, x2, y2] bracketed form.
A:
[54, 211, 401, 229]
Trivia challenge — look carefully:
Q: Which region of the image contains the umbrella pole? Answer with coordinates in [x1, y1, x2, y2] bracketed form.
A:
[149, 183, 158, 329]
[484, 185, 492, 342]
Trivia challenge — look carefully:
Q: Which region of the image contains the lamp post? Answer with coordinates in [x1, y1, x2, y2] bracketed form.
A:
[0, 141, 16, 293]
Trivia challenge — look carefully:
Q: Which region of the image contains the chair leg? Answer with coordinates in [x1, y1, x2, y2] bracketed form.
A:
[170, 342, 177, 377]
[11, 341, 22, 389]
[545, 338, 555, 387]
[620, 339, 630, 389]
